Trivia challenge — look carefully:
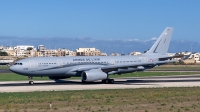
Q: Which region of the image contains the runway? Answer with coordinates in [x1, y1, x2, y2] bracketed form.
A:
[1, 74, 200, 92]
[0, 69, 12, 73]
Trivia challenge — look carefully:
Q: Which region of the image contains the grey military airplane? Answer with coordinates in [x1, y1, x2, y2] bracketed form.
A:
[10, 27, 175, 85]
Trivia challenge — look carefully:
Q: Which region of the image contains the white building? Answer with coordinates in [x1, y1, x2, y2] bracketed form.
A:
[4, 46, 14, 51]
[178, 51, 192, 56]
[194, 53, 200, 62]
[0, 45, 4, 51]
[76, 48, 101, 56]
[188, 53, 200, 63]
[14, 45, 35, 52]
[14, 45, 36, 57]
[100, 52, 107, 56]
[37, 45, 46, 51]
[129, 52, 142, 56]
[0, 45, 14, 51]
[110, 52, 120, 56]
[64, 49, 75, 56]
[76, 48, 96, 52]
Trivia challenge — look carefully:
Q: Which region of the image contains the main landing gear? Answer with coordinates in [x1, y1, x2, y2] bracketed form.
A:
[81, 80, 86, 83]
[102, 79, 115, 84]
[28, 76, 34, 85]
[102, 73, 115, 84]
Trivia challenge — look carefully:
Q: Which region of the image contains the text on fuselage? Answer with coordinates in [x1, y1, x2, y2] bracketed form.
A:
[73, 58, 100, 61]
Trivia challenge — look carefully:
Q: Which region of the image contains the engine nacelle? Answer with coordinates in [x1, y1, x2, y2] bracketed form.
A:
[81, 69, 107, 82]
[49, 76, 71, 80]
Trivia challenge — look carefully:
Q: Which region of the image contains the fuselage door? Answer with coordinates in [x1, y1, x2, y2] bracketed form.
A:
[143, 57, 148, 62]
[29, 60, 35, 68]
[110, 59, 115, 65]
[57, 59, 63, 67]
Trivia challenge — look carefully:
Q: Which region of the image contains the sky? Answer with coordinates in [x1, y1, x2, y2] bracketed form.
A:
[0, 0, 200, 41]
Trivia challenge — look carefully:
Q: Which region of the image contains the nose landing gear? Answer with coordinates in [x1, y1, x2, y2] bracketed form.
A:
[28, 76, 34, 85]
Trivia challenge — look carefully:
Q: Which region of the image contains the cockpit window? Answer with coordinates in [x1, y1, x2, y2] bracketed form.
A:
[14, 63, 23, 65]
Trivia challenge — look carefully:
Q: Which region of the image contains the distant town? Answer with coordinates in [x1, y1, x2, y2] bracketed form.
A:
[0, 45, 143, 57]
[0, 45, 200, 65]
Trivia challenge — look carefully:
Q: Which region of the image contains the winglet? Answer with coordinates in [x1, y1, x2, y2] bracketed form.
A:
[145, 27, 174, 55]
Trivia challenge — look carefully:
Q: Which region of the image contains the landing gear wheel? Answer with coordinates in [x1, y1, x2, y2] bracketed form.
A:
[109, 79, 115, 84]
[102, 79, 115, 84]
[105, 79, 109, 84]
[102, 80, 105, 83]
[82, 80, 86, 83]
[29, 81, 34, 85]
[28, 76, 34, 85]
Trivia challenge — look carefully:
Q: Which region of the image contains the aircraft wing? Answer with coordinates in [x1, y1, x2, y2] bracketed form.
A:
[101, 60, 176, 73]
[70, 60, 176, 73]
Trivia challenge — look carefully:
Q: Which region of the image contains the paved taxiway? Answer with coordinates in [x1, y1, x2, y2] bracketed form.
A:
[1, 74, 200, 92]
[0, 69, 12, 73]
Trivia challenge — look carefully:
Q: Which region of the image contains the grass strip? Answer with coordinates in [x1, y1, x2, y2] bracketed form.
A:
[0, 87, 200, 111]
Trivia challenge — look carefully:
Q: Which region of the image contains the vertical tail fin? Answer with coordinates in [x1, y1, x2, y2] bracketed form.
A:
[145, 27, 174, 55]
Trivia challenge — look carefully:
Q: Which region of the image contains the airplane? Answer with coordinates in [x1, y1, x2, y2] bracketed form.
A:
[10, 27, 176, 85]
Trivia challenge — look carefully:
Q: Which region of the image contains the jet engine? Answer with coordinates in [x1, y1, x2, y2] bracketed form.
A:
[49, 76, 71, 80]
[81, 69, 107, 82]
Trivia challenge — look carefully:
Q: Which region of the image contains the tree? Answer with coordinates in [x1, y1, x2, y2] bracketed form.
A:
[0, 51, 8, 56]
[27, 47, 33, 51]
[26, 47, 34, 57]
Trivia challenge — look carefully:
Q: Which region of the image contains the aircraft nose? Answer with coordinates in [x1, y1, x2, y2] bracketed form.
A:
[9, 66, 16, 73]
[9, 65, 24, 74]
